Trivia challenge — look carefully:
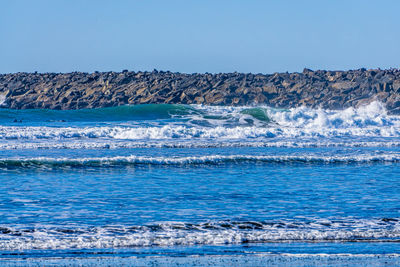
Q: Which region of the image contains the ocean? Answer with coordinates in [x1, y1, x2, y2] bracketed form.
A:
[1, 101, 400, 266]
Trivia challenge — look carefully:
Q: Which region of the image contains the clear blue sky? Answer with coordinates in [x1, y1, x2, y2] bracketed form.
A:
[1, 0, 399, 74]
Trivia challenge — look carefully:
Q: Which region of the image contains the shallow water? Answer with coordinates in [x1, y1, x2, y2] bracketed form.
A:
[0, 102, 399, 263]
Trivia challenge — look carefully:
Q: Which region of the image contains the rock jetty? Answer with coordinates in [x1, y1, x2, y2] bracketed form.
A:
[0, 68, 400, 113]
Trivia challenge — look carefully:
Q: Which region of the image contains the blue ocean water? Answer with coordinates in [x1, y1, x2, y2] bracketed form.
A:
[0, 102, 400, 264]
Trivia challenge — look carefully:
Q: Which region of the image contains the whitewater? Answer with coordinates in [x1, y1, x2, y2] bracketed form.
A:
[0, 101, 399, 148]
[1, 101, 400, 264]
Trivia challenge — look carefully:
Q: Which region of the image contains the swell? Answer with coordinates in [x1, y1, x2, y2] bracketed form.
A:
[0, 104, 197, 123]
[1, 154, 399, 168]
[1, 218, 400, 250]
[0, 104, 271, 123]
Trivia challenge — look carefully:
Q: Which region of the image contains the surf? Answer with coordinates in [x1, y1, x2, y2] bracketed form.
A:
[0, 153, 399, 169]
[1, 218, 400, 250]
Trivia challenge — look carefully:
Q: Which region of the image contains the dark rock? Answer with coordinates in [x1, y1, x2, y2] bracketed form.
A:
[0, 69, 399, 113]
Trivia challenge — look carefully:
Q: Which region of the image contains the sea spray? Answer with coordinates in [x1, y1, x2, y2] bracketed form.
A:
[0, 102, 399, 141]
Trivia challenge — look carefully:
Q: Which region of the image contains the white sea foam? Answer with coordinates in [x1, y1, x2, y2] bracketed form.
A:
[1, 218, 399, 250]
[0, 102, 399, 142]
[0, 153, 399, 168]
[1, 140, 400, 150]
[0, 122, 399, 141]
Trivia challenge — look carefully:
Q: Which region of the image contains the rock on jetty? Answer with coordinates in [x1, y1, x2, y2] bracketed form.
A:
[0, 68, 400, 113]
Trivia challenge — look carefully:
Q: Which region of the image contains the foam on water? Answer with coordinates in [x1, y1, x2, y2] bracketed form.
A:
[1, 101, 400, 258]
[0, 153, 399, 168]
[1, 218, 399, 250]
[1, 140, 400, 150]
[0, 102, 399, 143]
[0, 124, 399, 141]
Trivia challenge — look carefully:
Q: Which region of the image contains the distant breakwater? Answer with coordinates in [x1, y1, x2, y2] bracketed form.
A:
[0, 68, 400, 113]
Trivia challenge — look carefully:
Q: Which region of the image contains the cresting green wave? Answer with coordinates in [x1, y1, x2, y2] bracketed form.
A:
[0, 104, 271, 123]
[240, 108, 271, 123]
[0, 104, 195, 122]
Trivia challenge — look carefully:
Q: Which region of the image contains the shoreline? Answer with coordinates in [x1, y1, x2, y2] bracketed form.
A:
[2, 254, 400, 267]
[1, 68, 399, 113]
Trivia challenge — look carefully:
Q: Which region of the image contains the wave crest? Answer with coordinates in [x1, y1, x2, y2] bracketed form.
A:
[0, 154, 399, 168]
[1, 218, 400, 250]
[0, 102, 399, 141]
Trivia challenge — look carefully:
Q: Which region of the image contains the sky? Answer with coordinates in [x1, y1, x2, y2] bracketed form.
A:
[1, 0, 399, 74]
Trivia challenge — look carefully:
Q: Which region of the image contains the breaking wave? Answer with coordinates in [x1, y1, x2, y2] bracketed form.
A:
[0, 101, 399, 142]
[0, 153, 399, 168]
[1, 218, 400, 250]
